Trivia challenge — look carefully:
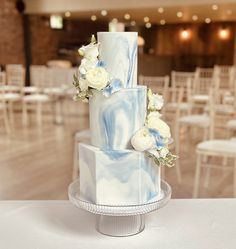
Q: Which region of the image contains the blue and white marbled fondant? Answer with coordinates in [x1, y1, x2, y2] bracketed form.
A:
[89, 86, 147, 150]
[79, 143, 161, 205]
[98, 32, 137, 88]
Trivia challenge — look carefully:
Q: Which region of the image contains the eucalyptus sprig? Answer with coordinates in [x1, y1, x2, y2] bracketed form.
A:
[73, 74, 92, 102]
[146, 151, 178, 168]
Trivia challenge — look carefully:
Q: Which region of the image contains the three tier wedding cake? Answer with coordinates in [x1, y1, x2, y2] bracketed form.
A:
[73, 32, 177, 205]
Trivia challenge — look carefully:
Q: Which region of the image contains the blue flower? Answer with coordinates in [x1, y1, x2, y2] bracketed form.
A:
[96, 60, 106, 68]
[148, 128, 165, 149]
[102, 78, 123, 97]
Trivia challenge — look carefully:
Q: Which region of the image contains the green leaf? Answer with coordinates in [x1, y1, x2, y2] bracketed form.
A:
[145, 150, 178, 168]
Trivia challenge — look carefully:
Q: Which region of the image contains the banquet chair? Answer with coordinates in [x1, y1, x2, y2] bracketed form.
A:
[5, 64, 25, 124]
[171, 71, 195, 114]
[220, 68, 236, 106]
[0, 72, 6, 88]
[22, 65, 51, 126]
[139, 75, 169, 101]
[72, 129, 91, 180]
[214, 65, 232, 76]
[191, 73, 219, 112]
[43, 67, 74, 124]
[162, 87, 184, 123]
[213, 65, 233, 91]
[193, 90, 236, 198]
[162, 87, 184, 184]
[226, 82, 236, 136]
[176, 106, 210, 154]
[47, 60, 72, 69]
[195, 67, 214, 78]
[171, 71, 195, 90]
[0, 72, 10, 133]
[26, 65, 47, 93]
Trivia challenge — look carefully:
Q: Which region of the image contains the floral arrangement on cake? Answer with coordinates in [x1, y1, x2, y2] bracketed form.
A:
[131, 89, 178, 167]
[73, 35, 123, 102]
[73, 35, 177, 168]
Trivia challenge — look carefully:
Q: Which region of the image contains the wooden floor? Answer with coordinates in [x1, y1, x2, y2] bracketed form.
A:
[0, 108, 235, 200]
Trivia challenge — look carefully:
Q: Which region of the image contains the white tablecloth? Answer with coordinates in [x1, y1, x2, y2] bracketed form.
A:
[0, 199, 235, 249]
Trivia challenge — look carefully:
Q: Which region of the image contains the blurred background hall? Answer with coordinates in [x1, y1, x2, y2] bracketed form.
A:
[0, 0, 236, 199]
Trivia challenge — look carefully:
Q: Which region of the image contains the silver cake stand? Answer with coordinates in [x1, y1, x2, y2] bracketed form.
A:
[68, 180, 171, 237]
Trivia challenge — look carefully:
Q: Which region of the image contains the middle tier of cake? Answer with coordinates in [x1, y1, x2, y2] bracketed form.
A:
[89, 86, 147, 150]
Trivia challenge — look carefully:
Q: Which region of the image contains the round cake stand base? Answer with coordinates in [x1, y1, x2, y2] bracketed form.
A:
[95, 214, 145, 237]
[68, 180, 171, 237]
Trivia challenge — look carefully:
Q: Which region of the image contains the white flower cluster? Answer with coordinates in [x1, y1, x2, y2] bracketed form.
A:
[147, 89, 164, 111]
[77, 37, 109, 92]
[131, 89, 177, 167]
[73, 35, 123, 101]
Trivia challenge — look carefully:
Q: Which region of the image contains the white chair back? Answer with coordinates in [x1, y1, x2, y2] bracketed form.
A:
[163, 87, 184, 129]
[6, 64, 25, 87]
[209, 89, 235, 139]
[139, 75, 169, 100]
[171, 71, 195, 89]
[47, 60, 72, 69]
[193, 78, 212, 95]
[214, 65, 232, 76]
[195, 67, 214, 78]
[0, 72, 6, 86]
[30, 65, 47, 88]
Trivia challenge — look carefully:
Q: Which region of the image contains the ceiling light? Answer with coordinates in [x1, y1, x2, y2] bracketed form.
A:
[124, 13, 131, 20]
[65, 11, 71, 17]
[180, 29, 191, 40]
[192, 15, 198, 21]
[91, 15, 97, 21]
[101, 10, 107, 16]
[130, 20, 136, 26]
[112, 18, 118, 23]
[145, 22, 152, 28]
[160, 19, 166, 25]
[218, 28, 230, 40]
[205, 18, 211, 24]
[158, 7, 164, 13]
[177, 11, 183, 18]
[144, 16, 150, 22]
[212, 4, 218, 11]
[138, 36, 145, 46]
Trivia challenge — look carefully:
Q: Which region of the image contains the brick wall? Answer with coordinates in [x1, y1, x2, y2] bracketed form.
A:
[29, 16, 108, 65]
[0, 0, 25, 66]
[0, 1, 108, 67]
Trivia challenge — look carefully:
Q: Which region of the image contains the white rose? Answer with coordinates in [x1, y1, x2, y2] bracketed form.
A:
[86, 67, 109, 90]
[131, 127, 155, 152]
[146, 113, 171, 138]
[159, 147, 169, 158]
[148, 89, 164, 111]
[146, 111, 162, 120]
[79, 58, 98, 75]
[79, 78, 89, 91]
[79, 43, 99, 59]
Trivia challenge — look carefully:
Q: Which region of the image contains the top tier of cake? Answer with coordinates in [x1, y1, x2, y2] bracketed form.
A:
[89, 32, 145, 150]
[97, 32, 137, 88]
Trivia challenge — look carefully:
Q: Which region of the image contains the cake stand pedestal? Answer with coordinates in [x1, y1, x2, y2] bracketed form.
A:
[68, 180, 171, 237]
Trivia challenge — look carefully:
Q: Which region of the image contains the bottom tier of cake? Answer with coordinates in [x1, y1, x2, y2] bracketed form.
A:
[79, 143, 161, 205]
